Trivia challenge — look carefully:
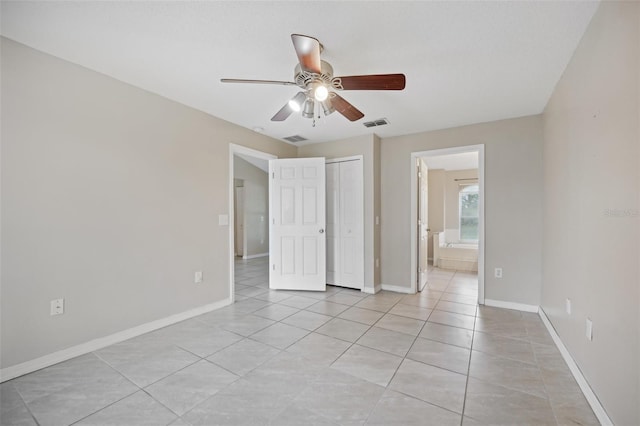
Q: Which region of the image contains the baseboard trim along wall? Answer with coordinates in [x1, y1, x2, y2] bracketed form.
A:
[0, 297, 233, 383]
[242, 253, 268, 260]
[380, 283, 413, 294]
[362, 284, 381, 295]
[483, 298, 539, 313]
[538, 308, 613, 426]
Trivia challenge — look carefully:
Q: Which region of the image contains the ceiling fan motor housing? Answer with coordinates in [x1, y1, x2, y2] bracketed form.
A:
[294, 61, 342, 91]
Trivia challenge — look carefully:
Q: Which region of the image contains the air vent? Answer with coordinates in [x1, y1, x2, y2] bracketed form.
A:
[283, 135, 308, 143]
[363, 118, 389, 128]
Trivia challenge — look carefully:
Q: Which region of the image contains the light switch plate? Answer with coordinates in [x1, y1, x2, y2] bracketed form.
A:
[586, 318, 593, 341]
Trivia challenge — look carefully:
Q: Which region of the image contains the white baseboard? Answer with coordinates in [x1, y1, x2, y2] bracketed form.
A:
[483, 298, 539, 313]
[380, 283, 413, 294]
[538, 308, 612, 426]
[362, 284, 381, 294]
[0, 297, 233, 383]
[242, 253, 268, 260]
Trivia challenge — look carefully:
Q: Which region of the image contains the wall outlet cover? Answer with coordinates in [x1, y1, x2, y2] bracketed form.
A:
[50, 298, 64, 316]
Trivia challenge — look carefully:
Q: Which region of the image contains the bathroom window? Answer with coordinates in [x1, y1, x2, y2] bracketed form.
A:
[459, 184, 479, 242]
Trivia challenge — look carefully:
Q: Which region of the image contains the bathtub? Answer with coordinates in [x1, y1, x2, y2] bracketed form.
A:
[433, 232, 478, 272]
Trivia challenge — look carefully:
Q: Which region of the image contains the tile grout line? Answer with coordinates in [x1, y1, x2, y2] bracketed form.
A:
[233, 261, 482, 423]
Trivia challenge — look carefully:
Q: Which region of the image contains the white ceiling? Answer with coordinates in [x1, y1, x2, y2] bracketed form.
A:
[0, 1, 599, 145]
[423, 152, 478, 171]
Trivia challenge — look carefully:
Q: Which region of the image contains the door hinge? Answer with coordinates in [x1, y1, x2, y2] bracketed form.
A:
[418, 172, 422, 178]
[272, 172, 275, 179]
[272, 264, 275, 271]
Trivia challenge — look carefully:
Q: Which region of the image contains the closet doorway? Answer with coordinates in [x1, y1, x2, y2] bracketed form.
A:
[326, 156, 364, 290]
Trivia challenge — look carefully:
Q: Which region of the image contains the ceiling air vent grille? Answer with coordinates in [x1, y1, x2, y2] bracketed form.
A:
[283, 135, 308, 143]
[363, 118, 390, 128]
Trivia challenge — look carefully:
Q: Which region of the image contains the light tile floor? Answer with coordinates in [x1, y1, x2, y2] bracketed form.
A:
[1, 257, 599, 426]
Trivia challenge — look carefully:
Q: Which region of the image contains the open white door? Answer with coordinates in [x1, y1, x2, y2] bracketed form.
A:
[418, 158, 429, 291]
[269, 157, 326, 291]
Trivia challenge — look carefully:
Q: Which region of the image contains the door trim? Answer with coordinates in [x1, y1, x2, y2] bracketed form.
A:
[228, 143, 277, 303]
[409, 145, 485, 304]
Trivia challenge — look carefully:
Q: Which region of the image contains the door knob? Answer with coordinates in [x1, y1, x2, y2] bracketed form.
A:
[319, 229, 324, 234]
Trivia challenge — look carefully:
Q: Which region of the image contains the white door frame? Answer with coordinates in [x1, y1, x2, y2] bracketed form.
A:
[228, 143, 277, 303]
[409, 145, 485, 304]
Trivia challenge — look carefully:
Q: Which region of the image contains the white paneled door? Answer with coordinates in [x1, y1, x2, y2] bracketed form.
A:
[326, 158, 364, 290]
[269, 158, 326, 291]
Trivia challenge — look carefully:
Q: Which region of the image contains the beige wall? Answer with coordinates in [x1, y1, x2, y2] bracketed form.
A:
[0, 37, 295, 369]
[541, 2, 640, 424]
[298, 135, 381, 292]
[233, 157, 269, 257]
[381, 116, 543, 304]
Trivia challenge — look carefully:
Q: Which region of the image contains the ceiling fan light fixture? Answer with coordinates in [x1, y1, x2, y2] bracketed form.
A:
[321, 99, 335, 116]
[288, 92, 306, 112]
[313, 84, 329, 102]
[302, 98, 315, 118]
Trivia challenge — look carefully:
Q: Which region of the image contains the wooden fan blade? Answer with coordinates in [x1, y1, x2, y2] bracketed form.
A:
[331, 93, 364, 122]
[291, 34, 322, 74]
[337, 74, 406, 90]
[221, 78, 297, 86]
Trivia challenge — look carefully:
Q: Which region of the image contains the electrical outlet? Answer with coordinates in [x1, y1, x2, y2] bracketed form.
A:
[586, 318, 593, 341]
[50, 299, 64, 316]
[494, 268, 503, 278]
[565, 298, 572, 315]
[194, 271, 203, 283]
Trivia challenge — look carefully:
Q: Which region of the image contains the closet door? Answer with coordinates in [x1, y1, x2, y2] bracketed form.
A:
[325, 158, 363, 290]
[338, 160, 364, 289]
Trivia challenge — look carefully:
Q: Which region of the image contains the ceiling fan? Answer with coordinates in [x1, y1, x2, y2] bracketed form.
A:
[221, 34, 406, 124]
